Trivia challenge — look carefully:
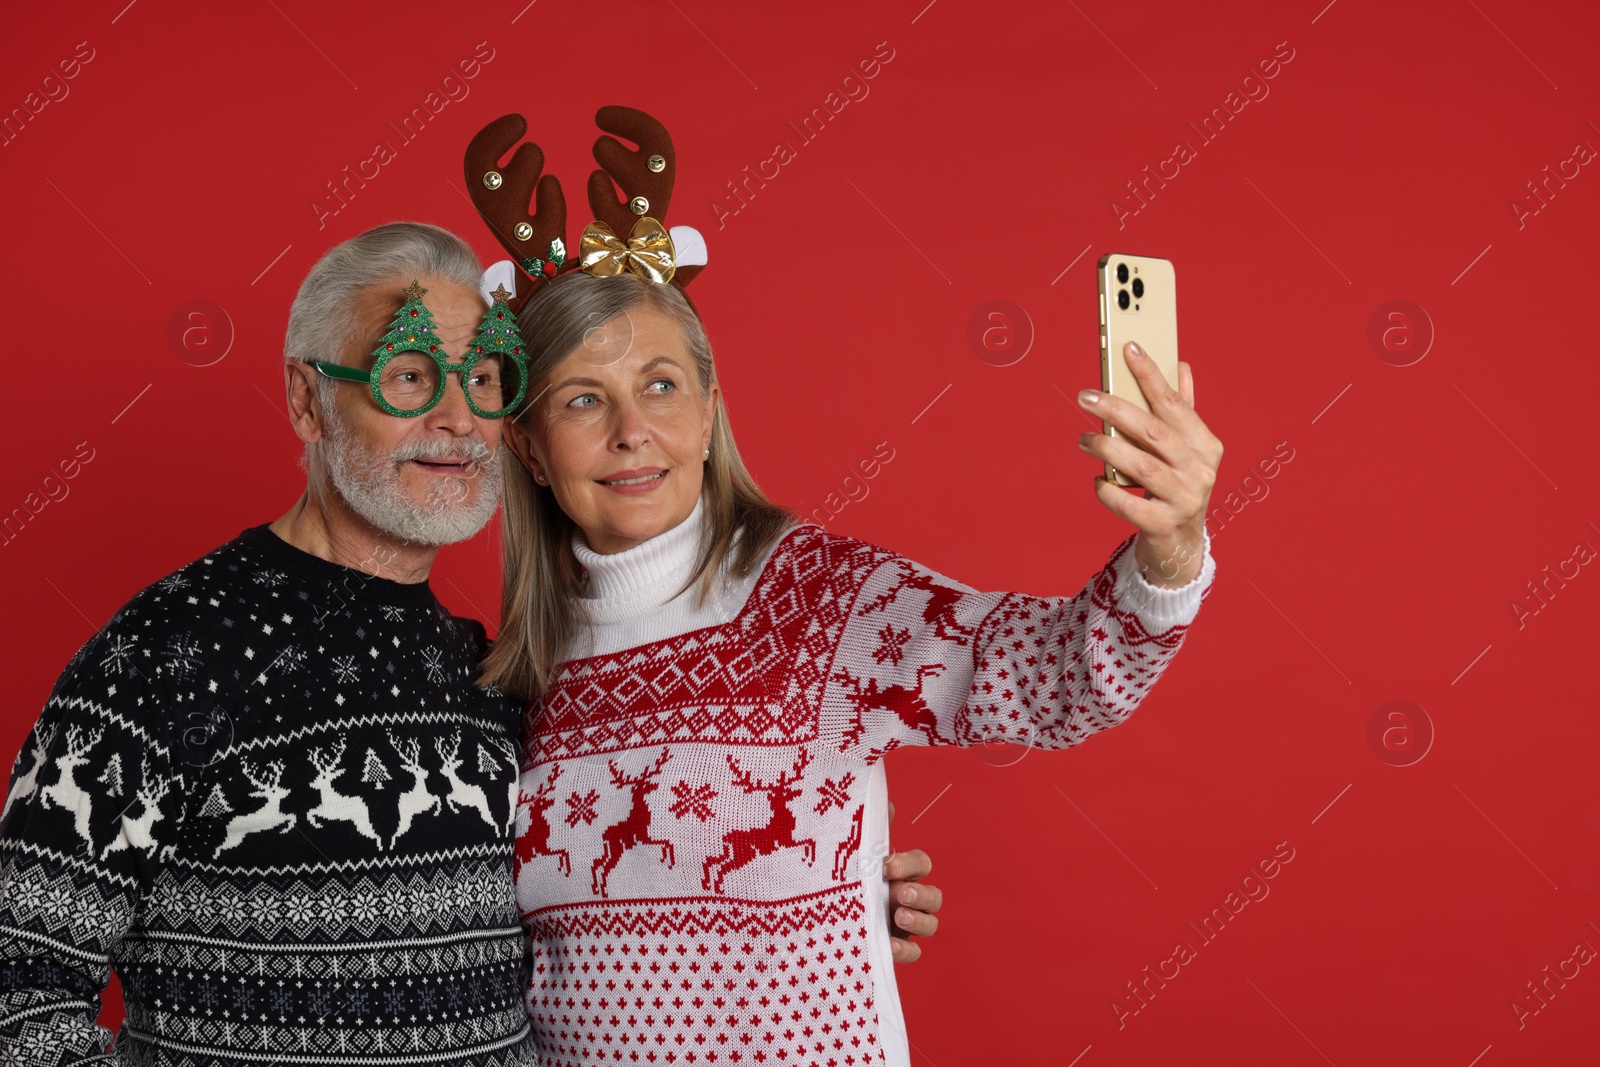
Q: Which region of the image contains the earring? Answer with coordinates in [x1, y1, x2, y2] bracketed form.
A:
[535, 473, 547, 484]
[703, 447, 710, 458]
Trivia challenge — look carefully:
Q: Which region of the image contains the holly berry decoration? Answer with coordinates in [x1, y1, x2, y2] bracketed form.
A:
[520, 237, 567, 280]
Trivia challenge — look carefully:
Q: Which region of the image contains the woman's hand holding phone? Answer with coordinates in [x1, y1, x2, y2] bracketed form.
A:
[1077, 343, 1222, 589]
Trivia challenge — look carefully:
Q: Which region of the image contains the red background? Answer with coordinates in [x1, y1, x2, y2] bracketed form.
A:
[4, 0, 1599, 1062]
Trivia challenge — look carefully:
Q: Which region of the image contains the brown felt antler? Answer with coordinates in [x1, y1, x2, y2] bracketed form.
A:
[588, 105, 705, 288]
[464, 113, 568, 313]
[587, 105, 675, 235]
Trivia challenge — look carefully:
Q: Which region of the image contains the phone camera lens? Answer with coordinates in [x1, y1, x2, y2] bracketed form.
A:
[1131, 278, 1144, 298]
[1117, 289, 1130, 310]
[1116, 263, 1129, 284]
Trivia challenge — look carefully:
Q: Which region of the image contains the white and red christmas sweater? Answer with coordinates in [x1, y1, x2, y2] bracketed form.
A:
[512, 496, 1216, 1065]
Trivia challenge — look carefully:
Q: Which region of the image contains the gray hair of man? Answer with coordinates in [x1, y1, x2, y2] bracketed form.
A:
[283, 221, 487, 474]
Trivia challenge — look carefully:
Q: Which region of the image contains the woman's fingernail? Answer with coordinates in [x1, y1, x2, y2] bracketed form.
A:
[1078, 390, 1098, 405]
[900, 884, 918, 905]
[1128, 342, 1144, 359]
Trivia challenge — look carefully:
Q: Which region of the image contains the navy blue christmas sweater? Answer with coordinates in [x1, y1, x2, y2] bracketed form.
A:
[0, 525, 535, 1065]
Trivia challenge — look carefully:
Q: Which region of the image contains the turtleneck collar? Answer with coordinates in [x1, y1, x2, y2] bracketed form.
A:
[571, 495, 706, 608]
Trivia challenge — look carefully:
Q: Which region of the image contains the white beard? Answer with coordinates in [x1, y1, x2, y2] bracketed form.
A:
[318, 400, 502, 547]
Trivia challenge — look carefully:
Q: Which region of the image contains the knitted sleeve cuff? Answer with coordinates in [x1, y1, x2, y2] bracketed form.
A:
[1111, 526, 1216, 630]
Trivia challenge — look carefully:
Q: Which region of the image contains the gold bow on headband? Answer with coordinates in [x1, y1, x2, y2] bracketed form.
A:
[579, 216, 677, 284]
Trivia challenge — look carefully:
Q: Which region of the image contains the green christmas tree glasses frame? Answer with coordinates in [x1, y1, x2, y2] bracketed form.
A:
[308, 280, 531, 420]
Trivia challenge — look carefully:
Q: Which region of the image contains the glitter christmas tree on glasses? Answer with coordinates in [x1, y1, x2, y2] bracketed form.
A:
[308, 280, 530, 418]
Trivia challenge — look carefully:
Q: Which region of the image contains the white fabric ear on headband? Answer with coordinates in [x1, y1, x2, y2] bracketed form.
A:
[670, 226, 707, 268]
[479, 259, 518, 305]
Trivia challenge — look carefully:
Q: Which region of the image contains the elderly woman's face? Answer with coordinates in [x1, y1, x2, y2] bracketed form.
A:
[506, 304, 718, 554]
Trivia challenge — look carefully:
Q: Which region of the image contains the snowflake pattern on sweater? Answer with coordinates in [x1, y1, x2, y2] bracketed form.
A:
[0, 526, 535, 1066]
[513, 504, 1215, 1065]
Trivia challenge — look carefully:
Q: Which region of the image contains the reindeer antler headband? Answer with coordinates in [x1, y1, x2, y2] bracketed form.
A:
[464, 105, 708, 315]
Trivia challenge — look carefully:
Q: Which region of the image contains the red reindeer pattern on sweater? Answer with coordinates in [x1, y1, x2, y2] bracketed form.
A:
[514, 523, 1211, 1064]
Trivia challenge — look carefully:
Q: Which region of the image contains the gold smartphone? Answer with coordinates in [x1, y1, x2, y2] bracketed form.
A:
[1097, 253, 1180, 488]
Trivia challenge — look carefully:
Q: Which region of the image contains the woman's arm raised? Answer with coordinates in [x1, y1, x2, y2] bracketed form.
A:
[821, 345, 1222, 761]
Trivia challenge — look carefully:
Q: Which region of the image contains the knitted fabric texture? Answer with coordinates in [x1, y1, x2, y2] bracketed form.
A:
[513, 499, 1216, 1065]
[0, 526, 535, 1065]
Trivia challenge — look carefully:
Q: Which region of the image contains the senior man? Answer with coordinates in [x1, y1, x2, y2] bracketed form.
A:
[0, 222, 940, 1065]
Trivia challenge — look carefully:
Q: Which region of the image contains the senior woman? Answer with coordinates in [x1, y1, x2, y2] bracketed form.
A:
[478, 267, 1220, 1060]
[463, 105, 1218, 1063]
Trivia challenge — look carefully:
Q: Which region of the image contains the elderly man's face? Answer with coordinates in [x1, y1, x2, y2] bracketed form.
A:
[315, 275, 504, 546]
